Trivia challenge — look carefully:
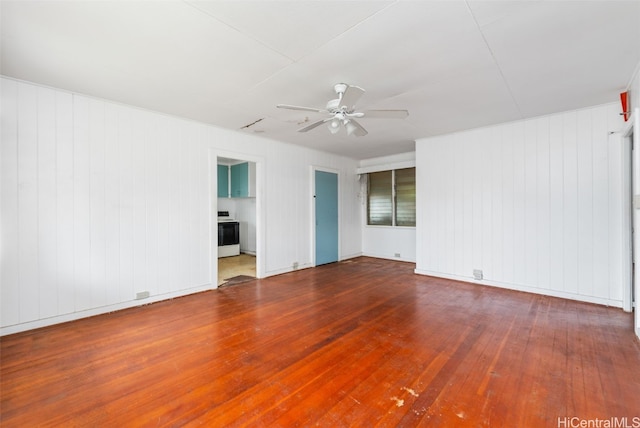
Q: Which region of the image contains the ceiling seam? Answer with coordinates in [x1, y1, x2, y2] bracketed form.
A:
[464, 1, 524, 119]
[181, 0, 296, 62]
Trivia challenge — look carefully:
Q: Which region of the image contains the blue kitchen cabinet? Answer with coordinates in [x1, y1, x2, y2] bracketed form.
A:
[231, 162, 250, 197]
[230, 162, 256, 198]
[217, 165, 229, 197]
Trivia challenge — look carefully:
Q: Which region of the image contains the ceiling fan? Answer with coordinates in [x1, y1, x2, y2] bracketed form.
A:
[277, 83, 409, 136]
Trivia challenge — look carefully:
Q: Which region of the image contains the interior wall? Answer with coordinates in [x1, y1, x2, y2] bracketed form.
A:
[627, 62, 639, 119]
[235, 198, 257, 254]
[415, 103, 627, 306]
[0, 77, 361, 335]
[359, 152, 416, 262]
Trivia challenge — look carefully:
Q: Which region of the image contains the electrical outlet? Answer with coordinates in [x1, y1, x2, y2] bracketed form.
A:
[136, 291, 150, 300]
[394, 253, 401, 258]
[473, 269, 483, 280]
[293, 262, 299, 270]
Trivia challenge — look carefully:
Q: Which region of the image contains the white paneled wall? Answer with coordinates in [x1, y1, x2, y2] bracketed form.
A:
[1, 78, 361, 334]
[358, 152, 417, 262]
[416, 103, 628, 306]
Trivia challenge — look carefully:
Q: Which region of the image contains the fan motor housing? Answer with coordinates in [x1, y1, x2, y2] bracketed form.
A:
[326, 98, 340, 112]
[334, 83, 348, 95]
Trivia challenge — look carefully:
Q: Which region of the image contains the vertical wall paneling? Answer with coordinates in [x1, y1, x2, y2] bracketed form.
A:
[536, 117, 551, 289]
[166, 120, 181, 292]
[156, 118, 170, 295]
[442, 139, 455, 273]
[501, 124, 515, 284]
[548, 115, 564, 292]
[37, 87, 58, 319]
[73, 96, 91, 312]
[1, 80, 20, 325]
[607, 104, 624, 302]
[480, 128, 494, 278]
[104, 103, 120, 306]
[471, 129, 484, 276]
[118, 106, 134, 302]
[562, 111, 579, 295]
[55, 91, 74, 315]
[178, 123, 190, 287]
[591, 106, 610, 299]
[523, 119, 538, 287]
[177, 122, 189, 288]
[1, 77, 362, 334]
[461, 134, 473, 276]
[89, 98, 107, 308]
[576, 108, 594, 297]
[512, 122, 526, 286]
[194, 127, 209, 286]
[489, 127, 503, 280]
[197, 128, 210, 284]
[17, 83, 40, 322]
[131, 110, 146, 298]
[453, 137, 464, 275]
[145, 115, 159, 297]
[416, 103, 627, 306]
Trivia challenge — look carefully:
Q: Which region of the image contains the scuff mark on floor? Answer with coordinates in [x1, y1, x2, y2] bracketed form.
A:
[413, 407, 427, 416]
[401, 386, 419, 397]
[390, 396, 404, 407]
[350, 396, 361, 405]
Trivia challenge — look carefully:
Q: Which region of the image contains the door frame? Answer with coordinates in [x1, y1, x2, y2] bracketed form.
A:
[624, 107, 640, 339]
[311, 166, 340, 266]
[210, 149, 264, 285]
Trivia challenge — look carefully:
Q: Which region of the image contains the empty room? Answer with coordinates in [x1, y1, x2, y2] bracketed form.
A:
[1, 1, 640, 426]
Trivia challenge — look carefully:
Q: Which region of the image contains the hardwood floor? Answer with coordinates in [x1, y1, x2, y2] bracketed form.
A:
[1, 257, 639, 427]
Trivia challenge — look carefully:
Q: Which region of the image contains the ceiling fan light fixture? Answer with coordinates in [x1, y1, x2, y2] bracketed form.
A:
[328, 118, 341, 134]
[278, 83, 409, 137]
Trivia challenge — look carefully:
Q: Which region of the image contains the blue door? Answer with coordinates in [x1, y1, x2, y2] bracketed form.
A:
[315, 170, 338, 265]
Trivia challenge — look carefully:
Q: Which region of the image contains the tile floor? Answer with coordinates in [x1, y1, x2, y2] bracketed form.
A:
[218, 254, 256, 286]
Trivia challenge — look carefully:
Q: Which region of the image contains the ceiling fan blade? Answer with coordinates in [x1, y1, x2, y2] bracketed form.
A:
[339, 85, 365, 111]
[277, 104, 325, 113]
[298, 118, 331, 133]
[347, 119, 368, 137]
[362, 109, 409, 119]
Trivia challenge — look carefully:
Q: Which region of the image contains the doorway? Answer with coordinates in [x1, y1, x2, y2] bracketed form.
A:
[217, 156, 258, 286]
[314, 169, 339, 266]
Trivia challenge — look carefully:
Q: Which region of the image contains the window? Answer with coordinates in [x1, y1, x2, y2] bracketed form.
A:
[366, 167, 415, 227]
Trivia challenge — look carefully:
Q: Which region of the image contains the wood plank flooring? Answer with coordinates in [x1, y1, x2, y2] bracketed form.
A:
[1, 257, 639, 427]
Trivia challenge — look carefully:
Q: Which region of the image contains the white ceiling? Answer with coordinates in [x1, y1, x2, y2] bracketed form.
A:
[2, 1, 639, 160]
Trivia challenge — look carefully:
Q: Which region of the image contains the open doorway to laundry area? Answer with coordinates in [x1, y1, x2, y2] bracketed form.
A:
[217, 156, 257, 287]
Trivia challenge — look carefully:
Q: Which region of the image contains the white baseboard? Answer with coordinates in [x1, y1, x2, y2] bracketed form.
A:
[1, 283, 215, 336]
[414, 268, 623, 308]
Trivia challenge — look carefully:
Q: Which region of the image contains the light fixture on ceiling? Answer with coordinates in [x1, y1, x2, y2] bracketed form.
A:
[277, 83, 409, 137]
[328, 117, 341, 134]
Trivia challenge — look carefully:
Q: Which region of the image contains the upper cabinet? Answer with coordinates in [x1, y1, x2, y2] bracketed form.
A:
[230, 162, 256, 197]
[217, 165, 229, 198]
[218, 161, 255, 198]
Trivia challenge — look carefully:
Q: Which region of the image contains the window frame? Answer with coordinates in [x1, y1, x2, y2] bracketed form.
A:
[366, 167, 415, 228]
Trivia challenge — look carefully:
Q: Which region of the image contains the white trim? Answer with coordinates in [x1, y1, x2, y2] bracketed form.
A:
[414, 269, 624, 308]
[212, 149, 265, 280]
[356, 160, 415, 174]
[622, 117, 634, 312]
[628, 107, 640, 339]
[0, 283, 215, 336]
